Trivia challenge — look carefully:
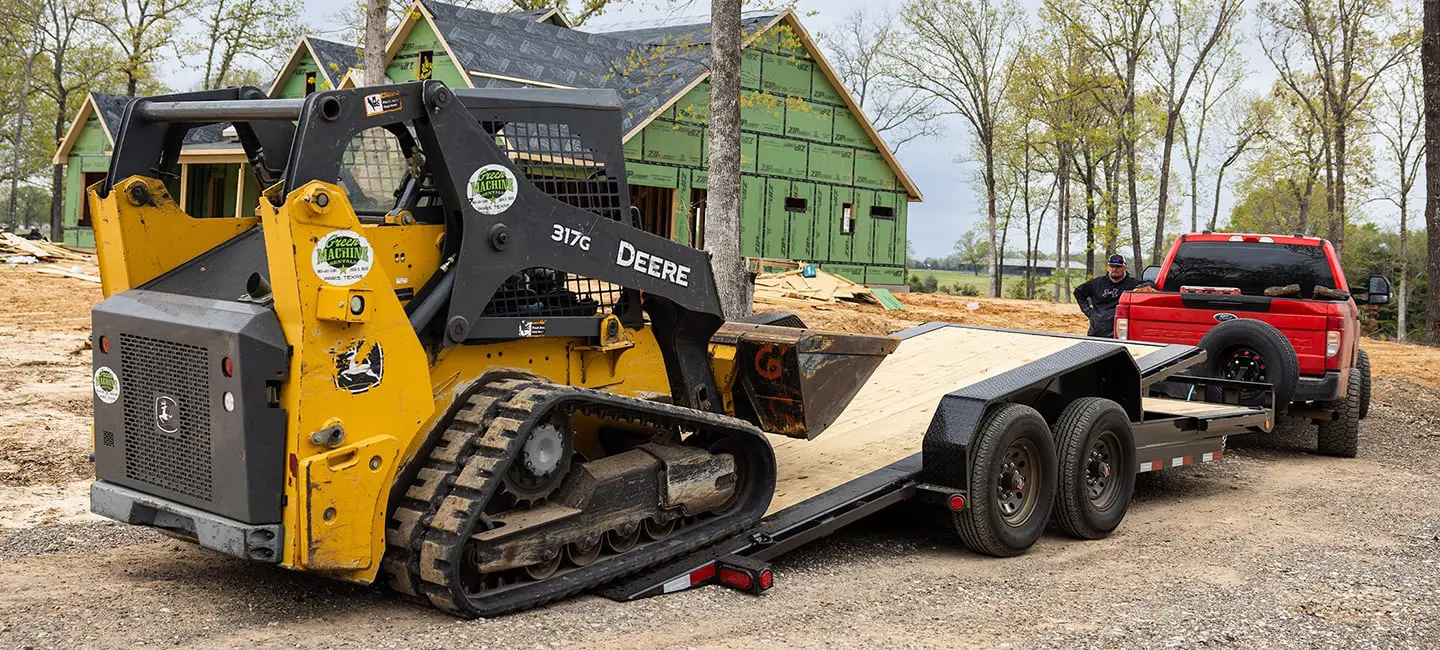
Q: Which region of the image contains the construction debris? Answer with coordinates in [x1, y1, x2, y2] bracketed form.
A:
[754, 267, 887, 308]
[2, 234, 99, 282]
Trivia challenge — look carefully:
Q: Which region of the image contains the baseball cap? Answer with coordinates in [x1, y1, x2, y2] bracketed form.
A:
[1107, 254, 1126, 266]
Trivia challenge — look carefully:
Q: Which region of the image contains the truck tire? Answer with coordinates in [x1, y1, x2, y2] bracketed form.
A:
[954, 403, 1058, 557]
[1050, 398, 1136, 540]
[1316, 366, 1362, 458]
[1197, 319, 1299, 410]
[1356, 348, 1371, 420]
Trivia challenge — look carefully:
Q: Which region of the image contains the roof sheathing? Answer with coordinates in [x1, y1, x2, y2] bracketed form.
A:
[307, 37, 365, 85]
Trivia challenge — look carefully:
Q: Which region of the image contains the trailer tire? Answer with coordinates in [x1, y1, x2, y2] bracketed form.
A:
[1356, 348, 1371, 420]
[1316, 365, 1362, 458]
[1050, 398, 1136, 540]
[1197, 319, 1299, 411]
[954, 403, 1057, 557]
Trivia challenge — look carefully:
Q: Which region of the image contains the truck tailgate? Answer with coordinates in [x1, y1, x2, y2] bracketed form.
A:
[1128, 293, 1331, 375]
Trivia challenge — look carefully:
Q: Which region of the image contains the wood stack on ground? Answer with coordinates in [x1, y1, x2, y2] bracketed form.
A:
[754, 266, 900, 309]
[2, 233, 100, 282]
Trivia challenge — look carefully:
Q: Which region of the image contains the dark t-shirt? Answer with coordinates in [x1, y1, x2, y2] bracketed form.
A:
[1074, 273, 1147, 336]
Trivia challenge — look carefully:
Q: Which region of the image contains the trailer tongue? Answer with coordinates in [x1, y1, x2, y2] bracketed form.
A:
[601, 322, 1274, 601]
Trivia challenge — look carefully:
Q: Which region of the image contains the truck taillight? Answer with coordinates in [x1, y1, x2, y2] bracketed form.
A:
[1115, 318, 1129, 340]
[1325, 331, 1340, 358]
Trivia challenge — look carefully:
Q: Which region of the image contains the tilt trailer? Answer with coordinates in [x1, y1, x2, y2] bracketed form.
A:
[599, 322, 1275, 600]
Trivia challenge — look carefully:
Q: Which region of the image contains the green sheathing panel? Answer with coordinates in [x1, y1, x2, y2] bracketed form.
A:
[740, 175, 765, 257]
[621, 20, 912, 281]
[389, 18, 468, 88]
[762, 178, 787, 258]
[275, 52, 322, 98]
[671, 168, 695, 244]
[72, 117, 110, 155]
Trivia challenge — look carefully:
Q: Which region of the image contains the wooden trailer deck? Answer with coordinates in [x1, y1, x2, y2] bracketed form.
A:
[765, 325, 1242, 514]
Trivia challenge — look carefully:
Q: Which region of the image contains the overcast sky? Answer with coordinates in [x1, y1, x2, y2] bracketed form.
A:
[163, 0, 1408, 260]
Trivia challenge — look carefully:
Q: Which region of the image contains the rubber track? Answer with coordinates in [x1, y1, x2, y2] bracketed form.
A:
[381, 378, 775, 617]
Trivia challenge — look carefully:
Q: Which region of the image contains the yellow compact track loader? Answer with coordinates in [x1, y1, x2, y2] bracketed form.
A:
[85, 82, 895, 617]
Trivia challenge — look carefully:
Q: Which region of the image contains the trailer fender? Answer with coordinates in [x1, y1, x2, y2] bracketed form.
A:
[919, 342, 1141, 490]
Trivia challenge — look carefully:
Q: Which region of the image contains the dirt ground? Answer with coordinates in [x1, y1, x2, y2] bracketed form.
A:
[3, 270, 1440, 648]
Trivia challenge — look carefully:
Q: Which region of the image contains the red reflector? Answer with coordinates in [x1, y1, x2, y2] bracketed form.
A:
[758, 568, 774, 590]
[718, 567, 753, 591]
[948, 494, 967, 511]
[222, 357, 234, 377]
[690, 563, 717, 585]
[98, 336, 109, 354]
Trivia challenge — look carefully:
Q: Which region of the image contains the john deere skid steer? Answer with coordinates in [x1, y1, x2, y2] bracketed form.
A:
[84, 81, 895, 617]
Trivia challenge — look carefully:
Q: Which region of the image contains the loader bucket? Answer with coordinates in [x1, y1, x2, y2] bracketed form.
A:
[712, 322, 899, 440]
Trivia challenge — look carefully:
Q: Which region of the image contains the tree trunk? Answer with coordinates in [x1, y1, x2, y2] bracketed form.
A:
[1055, 148, 1069, 301]
[1153, 110, 1178, 264]
[1331, 122, 1348, 257]
[1023, 134, 1033, 299]
[1425, 0, 1440, 345]
[1399, 194, 1409, 342]
[8, 50, 37, 224]
[705, 0, 748, 318]
[363, 0, 389, 86]
[985, 133, 1000, 298]
[1298, 173, 1314, 235]
[1208, 165, 1227, 231]
[1105, 154, 1120, 256]
[1189, 164, 1198, 234]
[49, 86, 66, 242]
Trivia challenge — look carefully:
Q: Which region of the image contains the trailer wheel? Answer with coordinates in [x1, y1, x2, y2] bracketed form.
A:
[954, 403, 1057, 557]
[1197, 319, 1299, 410]
[1356, 348, 1371, 420]
[1051, 398, 1136, 540]
[1316, 366, 1362, 458]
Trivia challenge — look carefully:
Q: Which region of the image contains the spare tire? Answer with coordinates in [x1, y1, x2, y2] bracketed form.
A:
[1197, 319, 1299, 410]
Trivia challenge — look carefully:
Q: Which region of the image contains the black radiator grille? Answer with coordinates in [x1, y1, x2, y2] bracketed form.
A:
[118, 333, 213, 501]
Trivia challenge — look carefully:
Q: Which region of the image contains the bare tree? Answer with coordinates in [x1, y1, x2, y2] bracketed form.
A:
[1207, 94, 1268, 230]
[36, 0, 115, 241]
[891, 0, 1024, 297]
[1426, 0, 1440, 345]
[85, 0, 197, 96]
[1177, 32, 1244, 234]
[704, 0, 748, 317]
[1261, 0, 1415, 258]
[821, 8, 942, 153]
[192, 0, 303, 89]
[1371, 38, 1423, 341]
[1053, 0, 1157, 272]
[1147, 0, 1241, 262]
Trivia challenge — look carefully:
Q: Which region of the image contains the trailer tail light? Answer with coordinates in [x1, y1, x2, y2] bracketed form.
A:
[719, 567, 752, 591]
[947, 494, 967, 511]
[716, 557, 773, 594]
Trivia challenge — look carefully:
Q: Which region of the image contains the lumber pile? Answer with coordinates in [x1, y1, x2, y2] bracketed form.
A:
[2, 233, 100, 282]
[754, 267, 883, 307]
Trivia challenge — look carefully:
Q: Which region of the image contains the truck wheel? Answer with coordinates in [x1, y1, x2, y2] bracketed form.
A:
[1197, 319, 1299, 410]
[1356, 348, 1371, 420]
[1316, 366, 1362, 458]
[1050, 398, 1136, 540]
[954, 403, 1058, 557]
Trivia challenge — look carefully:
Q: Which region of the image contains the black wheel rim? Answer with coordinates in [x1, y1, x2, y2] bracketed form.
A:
[1221, 347, 1268, 383]
[1086, 431, 1122, 509]
[995, 439, 1040, 526]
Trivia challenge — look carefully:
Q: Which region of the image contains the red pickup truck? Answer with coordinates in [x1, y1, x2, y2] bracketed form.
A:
[1116, 233, 1391, 457]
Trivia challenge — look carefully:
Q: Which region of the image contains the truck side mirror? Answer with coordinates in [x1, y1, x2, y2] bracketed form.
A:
[1362, 275, 1391, 305]
[1141, 265, 1160, 283]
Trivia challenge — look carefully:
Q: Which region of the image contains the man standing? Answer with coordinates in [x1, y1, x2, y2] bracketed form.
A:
[1074, 254, 1151, 337]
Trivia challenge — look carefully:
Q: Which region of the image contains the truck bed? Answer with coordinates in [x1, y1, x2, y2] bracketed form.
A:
[766, 325, 1182, 514]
